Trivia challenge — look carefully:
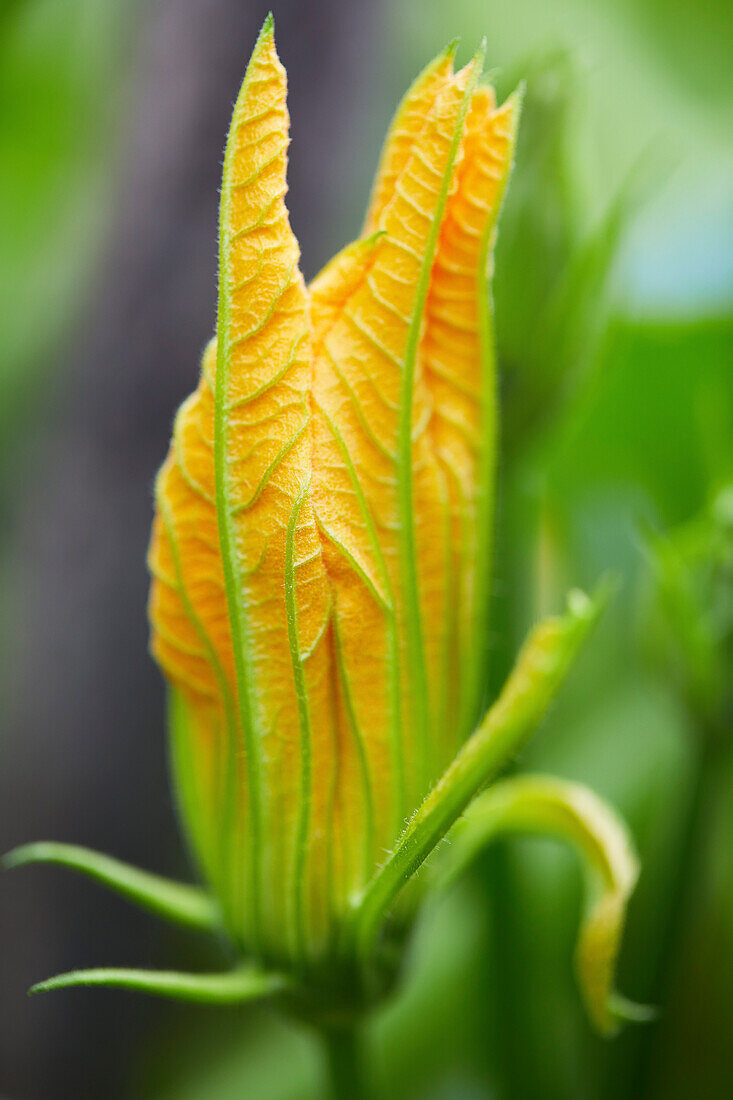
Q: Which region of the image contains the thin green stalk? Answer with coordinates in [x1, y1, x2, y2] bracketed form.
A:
[482, 841, 535, 1098]
[632, 727, 727, 1095]
[322, 1025, 368, 1100]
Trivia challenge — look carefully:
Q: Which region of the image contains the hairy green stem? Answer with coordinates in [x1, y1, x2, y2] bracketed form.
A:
[322, 1025, 367, 1100]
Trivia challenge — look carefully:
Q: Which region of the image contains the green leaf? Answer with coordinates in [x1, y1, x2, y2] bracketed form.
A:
[354, 583, 609, 957]
[30, 963, 290, 1005]
[436, 773, 651, 1034]
[4, 842, 220, 933]
[641, 488, 733, 736]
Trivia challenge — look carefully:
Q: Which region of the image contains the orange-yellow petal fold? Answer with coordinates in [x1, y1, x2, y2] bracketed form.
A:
[148, 29, 520, 970]
[309, 55, 483, 841]
[151, 20, 336, 963]
[362, 43, 456, 235]
[419, 87, 521, 747]
[214, 18, 338, 963]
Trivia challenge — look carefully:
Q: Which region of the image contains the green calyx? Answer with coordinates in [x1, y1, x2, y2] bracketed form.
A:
[4, 581, 643, 1037]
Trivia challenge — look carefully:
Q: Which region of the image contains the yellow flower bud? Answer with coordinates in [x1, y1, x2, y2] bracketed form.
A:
[147, 17, 518, 967]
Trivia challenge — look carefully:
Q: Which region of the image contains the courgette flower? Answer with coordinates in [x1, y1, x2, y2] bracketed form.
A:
[147, 18, 517, 968]
[6, 17, 646, 1038]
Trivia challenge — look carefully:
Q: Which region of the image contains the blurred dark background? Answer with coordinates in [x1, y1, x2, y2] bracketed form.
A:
[1, 1, 731, 1097]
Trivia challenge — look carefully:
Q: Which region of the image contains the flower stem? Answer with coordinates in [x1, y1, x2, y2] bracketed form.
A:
[322, 1024, 367, 1100]
[633, 726, 726, 1093]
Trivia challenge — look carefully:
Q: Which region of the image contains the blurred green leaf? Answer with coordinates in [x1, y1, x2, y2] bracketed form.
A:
[545, 317, 733, 526]
[0, 0, 126, 447]
[641, 488, 733, 737]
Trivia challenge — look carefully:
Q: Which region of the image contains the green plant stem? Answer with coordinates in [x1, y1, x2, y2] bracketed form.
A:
[483, 841, 527, 1097]
[322, 1025, 367, 1100]
[632, 725, 726, 1095]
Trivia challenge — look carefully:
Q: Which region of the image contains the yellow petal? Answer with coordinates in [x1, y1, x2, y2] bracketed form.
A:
[214, 18, 340, 962]
[309, 55, 482, 852]
[148, 358, 241, 917]
[362, 43, 456, 236]
[150, 21, 338, 962]
[310, 233, 384, 342]
[149, 32, 521, 970]
[419, 88, 520, 749]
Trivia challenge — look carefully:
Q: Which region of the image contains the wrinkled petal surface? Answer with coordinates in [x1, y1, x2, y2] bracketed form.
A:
[149, 23, 518, 965]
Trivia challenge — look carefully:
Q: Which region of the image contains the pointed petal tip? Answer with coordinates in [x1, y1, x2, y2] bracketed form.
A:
[512, 78, 527, 102]
[444, 37, 460, 62]
[504, 79, 527, 116]
[453, 41, 486, 88]
[253, 12, 276, 56]
[418, 39, 458, 83]
[442, 38, 485, 83]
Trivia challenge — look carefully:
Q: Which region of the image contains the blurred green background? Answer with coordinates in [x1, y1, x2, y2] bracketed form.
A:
[1, 0, 731, 1097]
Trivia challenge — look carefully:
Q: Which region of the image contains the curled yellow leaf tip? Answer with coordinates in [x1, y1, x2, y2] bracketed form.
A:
[442, 775, 645, 1035]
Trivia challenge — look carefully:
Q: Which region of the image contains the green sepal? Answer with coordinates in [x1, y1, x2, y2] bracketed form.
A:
[30, 963, 289, 1005]
[437, 774, 650, 1035]
[4, 841, 220, 933]
[354, 583, 609, 958]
